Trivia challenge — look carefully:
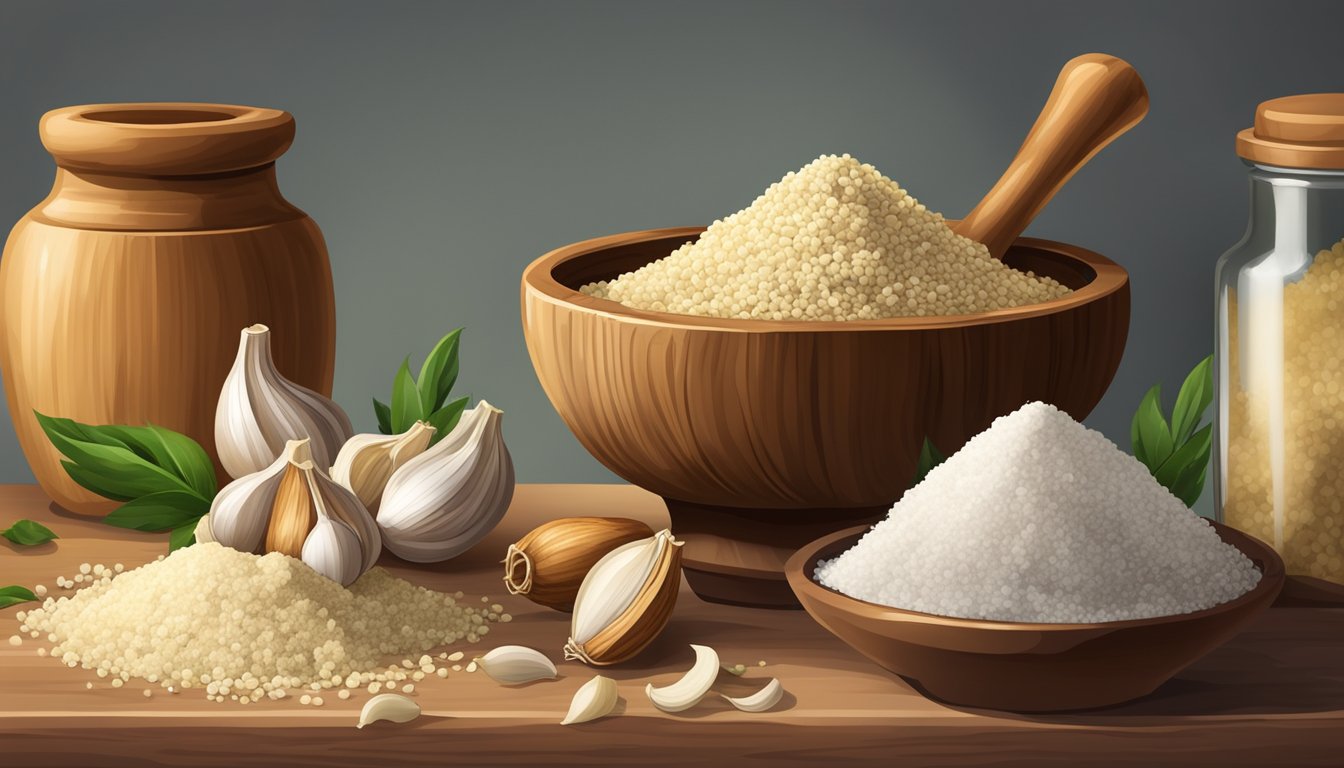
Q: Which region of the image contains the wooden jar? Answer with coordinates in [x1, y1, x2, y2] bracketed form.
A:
[0, 103, 336, 514]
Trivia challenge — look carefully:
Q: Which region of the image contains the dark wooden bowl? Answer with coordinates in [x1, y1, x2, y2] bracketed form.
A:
[785, 522, 1285, 712]
[521, 227, 1129, 608]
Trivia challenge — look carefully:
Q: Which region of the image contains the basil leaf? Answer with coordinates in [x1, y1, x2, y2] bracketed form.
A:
[104, 491, 209, 532]
[426, 396, 469, 444]
[390, 358, 424, 433]
[146, 426, 217, 500]
[169, 521, 198, 552]
[2, 519, 58, 546]
[417, 329, 461, 415]
[1154, 424, 1212, 492]
[0, 585, 37, 609]
[911, 437, 945, 488]
[1170, 355, 1213, 446]
[1130, 404, 1147, 466]
[36, 413, 201, 501]
[1134, 385, 1173, 470]
[373, 398, 393, 435]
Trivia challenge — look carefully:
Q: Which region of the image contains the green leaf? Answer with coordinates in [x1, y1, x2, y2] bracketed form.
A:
[1170, 355, 1214, 445]
[426, 396, 469, 445]
[103, 491, 209, 533]
[416, 329, 461, 415]
[911, 437, 946, 488]
[373, 398, 393, 435]
[1154, 424, 1213, 491]
[35, 412, 207, 503]
[390, 358, 424, 433]
[1134, 385, 1174, 471]
[2, 519, 58, 546]
[0, 585, 37, 609]
[145, 426, 217, 500]
[1167, 430, 1214, 508]
[1130, 405, 1147, 466]
[169, 521, 198, 552]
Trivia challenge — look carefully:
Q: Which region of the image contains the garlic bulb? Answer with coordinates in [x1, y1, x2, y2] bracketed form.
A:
[564, 529, 683, 666]
[201, 438, 381, 586]
[504, 517, 654, 611]
[377, 401, 514, 562]
[331, 421, 436, 512]
[216, 324, 353, 479]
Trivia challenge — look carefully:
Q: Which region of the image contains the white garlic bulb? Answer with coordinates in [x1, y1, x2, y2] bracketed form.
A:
[376, 400, 514, 562]
[202, 438, 381, 585]
[330, 421, 436, 512]
[216, 324, 353, 479]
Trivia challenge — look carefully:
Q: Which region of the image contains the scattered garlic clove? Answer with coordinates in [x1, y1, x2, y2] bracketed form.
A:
[377, 401, 514, 563]
[722, 678, 783, 712]
[216, 324, 353, 479]
[561, 675, 619, 725]
[504, 517, 653, 612]
[476, 645, 557, 685]
[645, 645, 719, 713]
[357, 693, 421, 729]
[331, 421, 436, 512]
[564, 530, 682, 666]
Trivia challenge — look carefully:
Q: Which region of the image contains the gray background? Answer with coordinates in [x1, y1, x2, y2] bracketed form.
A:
[2, 0, 1340, 514]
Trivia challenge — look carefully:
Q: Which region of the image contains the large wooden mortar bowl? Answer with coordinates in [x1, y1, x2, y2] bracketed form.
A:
[521, 226, 1129, 608]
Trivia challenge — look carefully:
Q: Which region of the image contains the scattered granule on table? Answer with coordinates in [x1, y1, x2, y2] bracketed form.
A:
[21, 543, 497, 703]
[581, 153, 1070, 320]
[815, 402, 1262, 622]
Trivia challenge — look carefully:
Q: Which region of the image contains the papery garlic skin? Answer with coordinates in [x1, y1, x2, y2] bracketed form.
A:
[377, 401, 514, 563]
[216, 324, 353, 479]
[331, 421, 436, 512]
[565, 529, 683, 666]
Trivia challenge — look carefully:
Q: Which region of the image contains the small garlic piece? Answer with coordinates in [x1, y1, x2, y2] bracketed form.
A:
[356, 693, 421, 729]
[216, 324, 353, 479]
[203, 438, 381, 586]
[377, 401, 514, 562]
[331, 421, 436, 512]
[504, 517, 654, 612]
[564, 529, 683, 666]
[476, 645, 557, 685]
[722, 678, 783, 712]
[561, 675, 619, 725]
[645, 645, 719, 713]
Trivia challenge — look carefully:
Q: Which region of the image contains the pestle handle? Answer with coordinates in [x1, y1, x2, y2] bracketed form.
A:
[953, 54, 1149, 260]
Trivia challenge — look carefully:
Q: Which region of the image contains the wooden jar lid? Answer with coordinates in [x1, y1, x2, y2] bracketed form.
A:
[39, 103, 295, 176]
[1237, 94, 1344, 170]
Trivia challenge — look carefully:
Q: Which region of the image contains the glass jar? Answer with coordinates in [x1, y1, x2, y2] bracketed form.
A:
[1216, 94, 1344, 589]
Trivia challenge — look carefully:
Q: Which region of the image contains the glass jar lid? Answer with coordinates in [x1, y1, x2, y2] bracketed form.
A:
[1237, 94, 1344, 170]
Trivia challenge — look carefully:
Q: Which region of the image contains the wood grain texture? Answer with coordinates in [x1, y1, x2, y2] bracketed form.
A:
[0, 103, 336, 514]
[520, 228, 1129, 604]
[954, 54, 1149, 259]
[1, 484, 1342, 767]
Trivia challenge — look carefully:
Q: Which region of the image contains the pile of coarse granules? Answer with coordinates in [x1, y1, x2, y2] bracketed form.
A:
[815, 402, 1262, 623]
[14, 543, 506, 704]
[581, 153, 1070, 320]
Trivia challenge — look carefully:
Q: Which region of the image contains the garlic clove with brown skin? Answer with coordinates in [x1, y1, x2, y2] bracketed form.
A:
[503, 517, 654, 612]
[376, 401, 514, 563]
[215, 324, 353, 479]
[206, 439, 311, 552]
[564, 529, 683, 666]
[331, 421, 436, 512]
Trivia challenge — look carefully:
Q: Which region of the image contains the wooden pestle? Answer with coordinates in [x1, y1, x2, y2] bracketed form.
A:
[953, 54, 1149, 260]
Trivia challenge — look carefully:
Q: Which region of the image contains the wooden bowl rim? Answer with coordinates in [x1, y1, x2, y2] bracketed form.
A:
[522, 226, 1129, 332]
[785, 521, 1286, 633]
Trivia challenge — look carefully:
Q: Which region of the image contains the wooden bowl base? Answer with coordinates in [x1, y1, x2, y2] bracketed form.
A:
[664, 497, 886, 609]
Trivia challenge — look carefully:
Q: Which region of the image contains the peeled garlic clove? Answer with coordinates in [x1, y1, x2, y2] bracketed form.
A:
[504, 517, 654, 612]
[299, 464, 366, 586]
[722, 678, 783, 713]
[331, 421, 436, 512]
[645, 645, 719, 713]
[564, 530, 682, 666]
[377, 401, 514, 563]
[476, 645, 557, 685]
[208, 440, 310, 552]
[561, 675, 618, 725]
[216, 324, 353, 479]
[357, 693, 421, 729]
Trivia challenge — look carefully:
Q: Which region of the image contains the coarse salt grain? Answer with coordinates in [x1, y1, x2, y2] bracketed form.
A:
[815, 402, 1262, 622]
[582, 154, 1069, 320]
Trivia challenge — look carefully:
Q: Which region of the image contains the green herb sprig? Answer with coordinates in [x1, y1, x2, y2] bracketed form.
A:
[373, 329, 469, 444]
[1131, 355, 1214, 508]
[0, 585, 37, 609]
[911, 437, 946, 488]
[35, 413, 217, 551]
[1, 519, 57, 546]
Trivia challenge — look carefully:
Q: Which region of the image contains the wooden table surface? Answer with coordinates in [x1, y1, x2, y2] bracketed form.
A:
[2, 483, 1343, 767]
